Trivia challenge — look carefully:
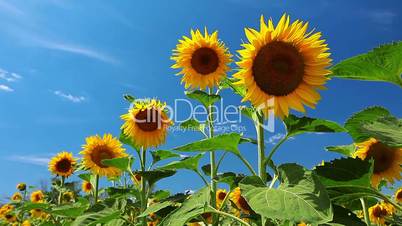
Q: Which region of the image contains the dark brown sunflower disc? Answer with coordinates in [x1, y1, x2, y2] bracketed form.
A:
[191, 47, 219, 75]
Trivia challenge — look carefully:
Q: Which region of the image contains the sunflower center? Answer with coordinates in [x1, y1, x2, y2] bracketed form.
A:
[238, 196, 252, 211]
[191, 47, 219, 75]
[252, 41, 305, 96]
[85, 183, 92, 190]
[55, 158, 72, 173]
[372, 206, 388, 218]
[135, 108, 161, 132]
[397, 191, 402, 200]
[218, 192, 227, 201]
[366, 142, 395, 173]
[90, 146, 115, 168]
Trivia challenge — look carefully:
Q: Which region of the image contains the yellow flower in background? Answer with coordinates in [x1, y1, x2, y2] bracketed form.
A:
[147, 219, 159, 226]
[121, 99, 172, 149]
[82, 181, 93, 193]
[22, 220, 31, 226]
[80, 134, 127, 177]
[354, 138, 402, 187]
[62, 191, 75, 202]
[4, 213, 17, 223]
[16, 183, 26, 191]
[30, 208, 45, 218]
[230, 187, 252, 214]
[395, 187, 402, 203]
[48, 152, 76, 177]
[0, 204, 14, 217]
[30, 190, 45, 203]
[368, 202, 394, 225]
[11, 192, 22, 202]
[172, 28, 232, 90]
[216, 189, 227, 207]
[234, 14, 332, 118]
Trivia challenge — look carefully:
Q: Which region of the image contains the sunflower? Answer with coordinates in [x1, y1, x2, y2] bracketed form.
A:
[230, 187, 252, 214]
[369, 202, 395, 225]
[354, 138, 402, 187]
[234, 14, 331, 118]
[172, 28, 232, 90]
[216, 189, 227, 207]
[0, 204, 14, 217]
[121, 99, 172, 149]
[30, 190, 44, 203]
[48, 152, 76, 177]
[22, 220, 31, 226]
[62, 191, 75, 202]
[16, 183, 26, 191]
[201, 213, 212, 224]
[30, 209, 45, 218]
[11, 192, 22, 202]
[81, 134, 128, 177]
[82, 181, 93, 193]
[147, 220, 159, 226]
[395, 187, 402, 203]
[4, 213, 17, 223]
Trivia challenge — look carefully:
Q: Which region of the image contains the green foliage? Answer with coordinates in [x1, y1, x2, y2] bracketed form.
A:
[345, 106, 402, 147]
[150, 150, 180, 165]
[331, 41, 402, 87]
[180, 118, 206, 134]
[135, 170, 177, 186]
[102, 157, 132, 171]
[185, 90, 221, 107]
[322, 205, 366, 226]
[159, 153, 204, 171]
[325, 144, 355, 157]
[240, 164, 333, 224]
[284, 114, 346, 137]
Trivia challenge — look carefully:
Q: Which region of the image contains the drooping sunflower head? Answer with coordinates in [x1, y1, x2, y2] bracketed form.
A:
[80, 134, 128, 178]
[11, 192, 22, 202]
[30, 209, 45, 219]
[121, 99, 172, 149]
[230, 187, 252, 214]
[82, 181, 93, 193]
[395, 187, 402, 203]
[354, 138, 402, 187]
[30, 190, 45, 203]
[369, 202, 394, 226]
[62, 191, 75, 203]
[48, 152, 76, 177]
[172, 28, 232, 90]
[234, 14, 332, 118]
[16, 183, 26, 191]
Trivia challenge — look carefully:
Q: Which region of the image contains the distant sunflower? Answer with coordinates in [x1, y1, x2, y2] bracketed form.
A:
[230, 187, 252, 214]
[0, 204, 14, 217]
[395, 187, 402, 203]
[30, 190, 44, 203]
[354, 138, 402, 187]
[121, 99, 172, 149]
[216, 189, 227, 207]
[30, 209, 45, 219]
[80, 134, 127, 177]
[16, 183, 26, 191]
[133, 173, 142, 185]
[11, 192, 22, 202]
[22, 220, 31, 226]
[82, 181, 93, 193]
[172, 28, 232, 90]
[147, 220, 159, 226]
[48, 152, 76, 177]
[4, 213, 16, 223]
[62, 191, 75, 202]
[369, 202, 395, 225]
[234, 14, 332, 118]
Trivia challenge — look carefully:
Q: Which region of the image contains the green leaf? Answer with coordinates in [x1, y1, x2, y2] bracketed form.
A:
[51, 198, 90, 217]
[159, 154, 204, 171]
[119, 131, 140, 150]
[314, 157, 373, 187]
[240, 164, 333, 224]
[284, 114, 346, 137]
[71, 208, 120, 226]
[180, 118, 206, 133]
[136, 170, 176, 186]
[152, 190, 171, 201]
[102, 157, 131, 171]
[159, 187, 210, 226]
[20, 203, 50, 212]
[345, 106, 402, 147]
[104, 219, 127, 226]
[123, 94, 135, 103]
[185, 90, 221, 107]
[322, 205, 366, 226]
[330, 41, 402, 87]
[138, 201, 175, 217]
[216, 172, 245, 190]
[326, 186, 384, 204]
[325, 144, 355, 157]
[173, 133, 241, 155]
[151, 150, 180, 165]
[221, 78, 246, 97]
[78, 173, 92, 182]
[201, 164, 211, 175]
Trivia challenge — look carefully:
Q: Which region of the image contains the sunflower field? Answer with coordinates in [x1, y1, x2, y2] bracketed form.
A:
[1, 13, 402, 226]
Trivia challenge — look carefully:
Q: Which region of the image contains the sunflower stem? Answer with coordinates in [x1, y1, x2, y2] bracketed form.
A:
[208, 208, 251, 226]
[94, 175, 99, 204]
[207, 88, 218, 226]
[360, 198, 371, 226]
[57, 176, 65, 205]
[140, 147, 147, 226]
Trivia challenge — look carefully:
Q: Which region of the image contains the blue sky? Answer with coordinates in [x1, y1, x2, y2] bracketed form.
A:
[0, 0, 401, 198]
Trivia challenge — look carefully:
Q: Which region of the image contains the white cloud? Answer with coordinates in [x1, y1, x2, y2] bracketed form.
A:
[0, 68, 22, 82]
[54, 90, 86, 103]
[7, 155, 52, 167]
[0, 84, 14, 92]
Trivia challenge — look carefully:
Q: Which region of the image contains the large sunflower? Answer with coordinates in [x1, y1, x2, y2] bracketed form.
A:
[48, 152, 76, 177]
[234, 14, 331, 118]
[80, 134, 127, 177]
[354, 138, 402, 187]
[121, 99, 172, 149]
[172, 28, 232, 90]
[230, 187, 252, 214]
